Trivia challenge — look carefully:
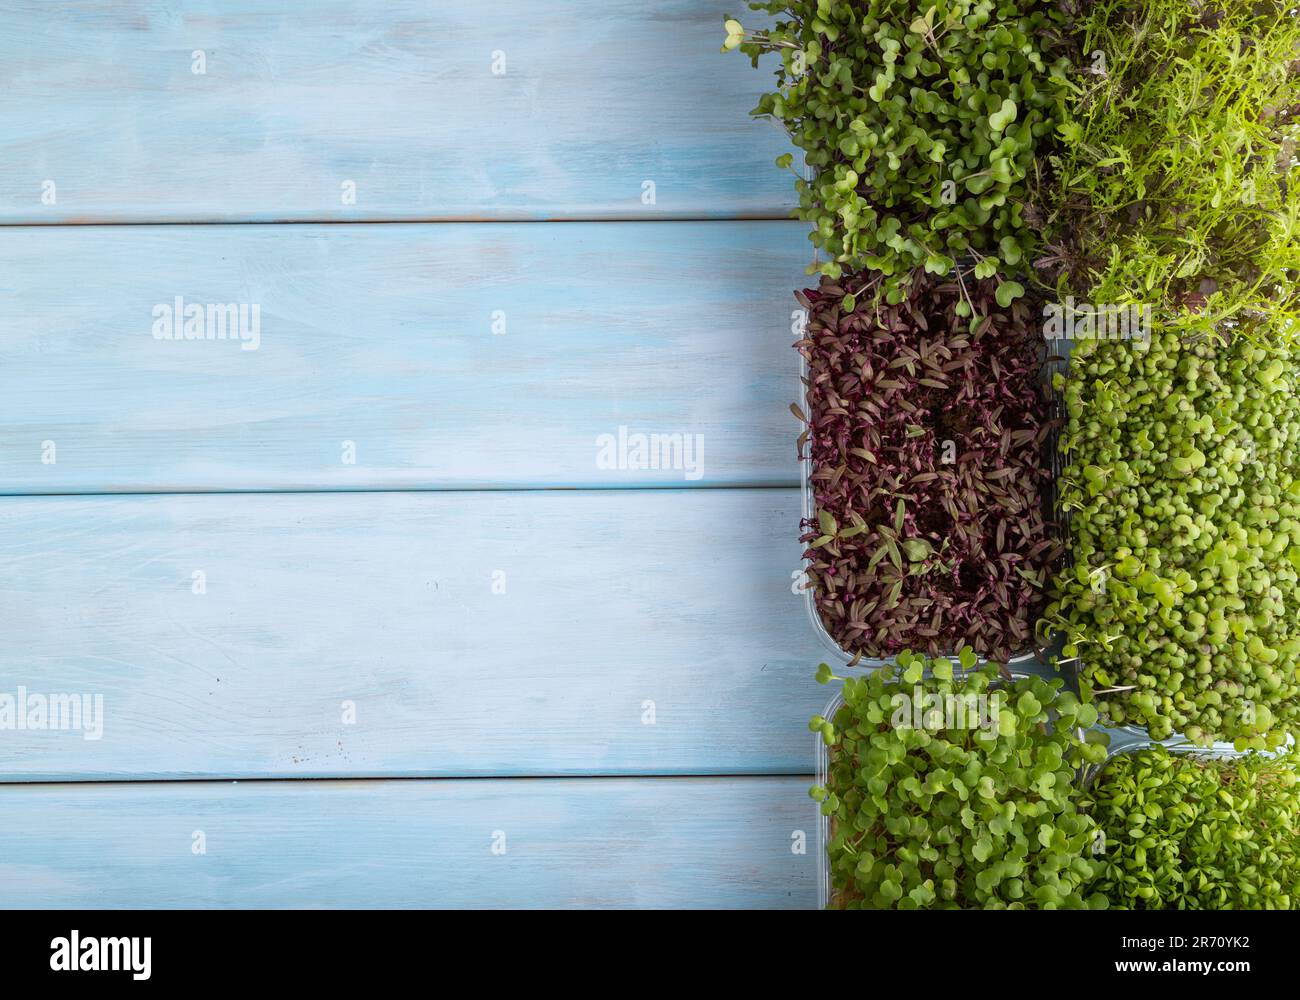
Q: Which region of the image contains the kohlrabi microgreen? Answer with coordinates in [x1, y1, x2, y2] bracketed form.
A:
[812, 651, 1109, 909]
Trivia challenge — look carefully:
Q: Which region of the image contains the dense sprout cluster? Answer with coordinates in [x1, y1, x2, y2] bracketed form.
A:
[798, 269, 1060, 662]
[726, 0, 1071, 304]
[1084, 745, 1300, 909]
[1046, 326, 1300, 747]
[725, 0, 1300, 909]
[813, 652, 1109, 909]
[1045, 0, 1300, 320]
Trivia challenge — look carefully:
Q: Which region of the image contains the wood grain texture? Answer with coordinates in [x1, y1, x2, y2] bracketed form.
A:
[0, 1, 821, 912]
[0, 0, 796, 223]
[0, 488, 829, 781]
[0, 776, 816, 908]
[0, 221, 809, 493]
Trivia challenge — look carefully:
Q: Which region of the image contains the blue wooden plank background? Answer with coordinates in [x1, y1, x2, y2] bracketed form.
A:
[0, 777, 817, 909]
[0, 489, 826, 780]
[0, 1, 815, 908]
[0, 222, 808, 492]
[0, 0, 796, 223]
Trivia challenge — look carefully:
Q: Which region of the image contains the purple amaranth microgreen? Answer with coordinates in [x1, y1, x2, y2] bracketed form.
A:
[797, 268, 1061, 663]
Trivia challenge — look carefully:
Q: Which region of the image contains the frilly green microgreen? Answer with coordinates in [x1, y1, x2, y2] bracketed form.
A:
[1083, 745, 1300, 908]
[1042, 0, 1300, 325]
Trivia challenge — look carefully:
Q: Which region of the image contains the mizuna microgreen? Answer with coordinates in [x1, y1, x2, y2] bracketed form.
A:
[1042, 0, 1300, 324]
[724, 1, 1072, 304]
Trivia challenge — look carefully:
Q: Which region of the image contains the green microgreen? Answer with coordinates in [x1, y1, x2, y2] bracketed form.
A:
[1043, 0, 1300, 323]
[813, 651, 1109, 909]
[1083, 744, 1300, 909]
[1044, 322, 1300, 747]
[724, 1, 1073, 304]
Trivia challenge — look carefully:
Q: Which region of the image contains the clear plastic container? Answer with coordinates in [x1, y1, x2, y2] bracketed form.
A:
[797, 323, 1067, 673]
[1080, 725, 1285, 789]
[813, 667, 1049, 909]
[813, 685, 848, 911]
[789, 112, 1074, 673]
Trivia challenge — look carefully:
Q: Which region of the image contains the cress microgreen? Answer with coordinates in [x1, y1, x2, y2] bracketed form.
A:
[1044, 322, 1300, 747]
[1083, 745, 1300, 909]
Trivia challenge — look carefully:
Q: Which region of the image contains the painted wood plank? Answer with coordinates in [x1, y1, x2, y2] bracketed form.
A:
[0, 0, 795, 223]
[0, 488, 828, 781]
[0, 221, 809, 494]
[0, 776, 816, 908]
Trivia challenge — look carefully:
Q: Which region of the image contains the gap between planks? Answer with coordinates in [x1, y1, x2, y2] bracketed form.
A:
[0, 214, 799, 229]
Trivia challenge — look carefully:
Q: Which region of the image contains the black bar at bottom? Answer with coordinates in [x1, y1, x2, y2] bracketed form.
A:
[0, 908, 1285, 985]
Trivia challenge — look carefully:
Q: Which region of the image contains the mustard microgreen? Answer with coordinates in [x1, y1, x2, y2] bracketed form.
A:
[1045, 323, 1300, 747]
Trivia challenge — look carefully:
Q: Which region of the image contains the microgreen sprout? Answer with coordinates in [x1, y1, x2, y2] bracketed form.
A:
[1043, 0, 1300, 324]
[724, 1, 1073, 304]
[798, 268, 1061, 662]
[1083, 745, 1300, 909]
[813, 650, 1109, 909]
[1045, 324, 1300, 747]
